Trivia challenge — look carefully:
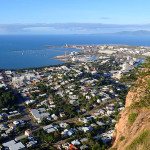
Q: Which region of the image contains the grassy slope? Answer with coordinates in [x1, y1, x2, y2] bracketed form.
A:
[126, 130, 150, 150]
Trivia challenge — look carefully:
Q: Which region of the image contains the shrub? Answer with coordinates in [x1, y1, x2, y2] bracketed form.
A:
[139, 94, 150, 107]
[120, 136, 125, 141]
[139, 100, 147, 107]
[130, 102, 140, 109]
[128, 113, 138, 123]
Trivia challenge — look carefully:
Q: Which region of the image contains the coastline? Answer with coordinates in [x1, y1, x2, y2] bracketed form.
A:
[1, 41, 150, 70]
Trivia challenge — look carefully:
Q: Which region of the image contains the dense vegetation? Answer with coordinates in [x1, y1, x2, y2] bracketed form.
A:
[0, 87, 17, 109]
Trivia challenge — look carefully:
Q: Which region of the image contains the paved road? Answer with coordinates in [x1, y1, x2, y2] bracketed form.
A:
[2, 71, 40, 132]
[54, 99, 114, 124]
[13, 88, 40, 131]
[3, 72, 115, 147]
[53, 137, 73, 148]
[52, 99, 115, 147]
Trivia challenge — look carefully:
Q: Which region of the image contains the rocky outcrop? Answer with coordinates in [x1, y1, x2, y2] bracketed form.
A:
[125, 76, 149, 107]
[111, 75, 150, 150]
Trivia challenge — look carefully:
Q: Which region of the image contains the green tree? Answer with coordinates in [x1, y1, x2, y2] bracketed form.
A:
[92, 142, 101, 150]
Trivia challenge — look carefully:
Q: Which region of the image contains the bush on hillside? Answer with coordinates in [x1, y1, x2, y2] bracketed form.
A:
[128, 113, 138, 123]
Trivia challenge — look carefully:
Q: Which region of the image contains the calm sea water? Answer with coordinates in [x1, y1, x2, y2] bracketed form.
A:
[0, 35, 150, 69]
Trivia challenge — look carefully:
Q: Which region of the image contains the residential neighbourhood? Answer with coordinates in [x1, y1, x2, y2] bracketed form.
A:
[0, 50, 143, 149]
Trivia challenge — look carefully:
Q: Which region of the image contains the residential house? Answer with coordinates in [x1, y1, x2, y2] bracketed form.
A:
[71, 139, 81, 145]
[25, 129, 32, 136]
[30, 108, 50, 123]
[51, 114, 58, 120]
[2, 140, 25, 150]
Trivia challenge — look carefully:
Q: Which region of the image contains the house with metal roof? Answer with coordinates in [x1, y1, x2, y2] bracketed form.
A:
[2, 140, 25, 150]
[30, 108, 50, 123]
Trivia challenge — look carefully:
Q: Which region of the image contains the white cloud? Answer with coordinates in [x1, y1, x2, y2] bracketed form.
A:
[0, 23, 150, 34]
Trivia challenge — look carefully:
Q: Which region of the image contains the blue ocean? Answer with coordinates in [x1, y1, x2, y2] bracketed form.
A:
[0, 35, 150, 69]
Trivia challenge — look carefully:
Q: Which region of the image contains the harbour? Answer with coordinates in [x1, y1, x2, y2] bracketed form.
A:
[1, 35, 150, 69]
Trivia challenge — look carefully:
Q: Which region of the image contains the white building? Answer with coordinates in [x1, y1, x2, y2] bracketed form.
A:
[30, 109, 50, 123]
[3, 140, 25, 150]
[122, 62, 131, 72]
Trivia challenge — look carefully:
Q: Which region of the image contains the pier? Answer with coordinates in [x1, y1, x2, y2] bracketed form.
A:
[10, 48, 69, 53]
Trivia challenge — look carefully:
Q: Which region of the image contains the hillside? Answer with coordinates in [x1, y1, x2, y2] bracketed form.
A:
[111, 60, 150, 150]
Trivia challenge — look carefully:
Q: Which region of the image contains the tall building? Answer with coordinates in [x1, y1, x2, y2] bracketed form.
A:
[122, 62, 131, 72]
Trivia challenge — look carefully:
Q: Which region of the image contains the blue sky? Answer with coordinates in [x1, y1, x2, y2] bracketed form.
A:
[0, 0, 150, 34]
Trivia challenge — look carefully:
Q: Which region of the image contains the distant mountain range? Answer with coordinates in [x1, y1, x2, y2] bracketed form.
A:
[111, 30, 150, 36]
[83, 30, 150, 36]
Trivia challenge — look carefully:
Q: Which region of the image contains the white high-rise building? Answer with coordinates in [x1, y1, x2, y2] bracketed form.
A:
[122, 62, 131, 72]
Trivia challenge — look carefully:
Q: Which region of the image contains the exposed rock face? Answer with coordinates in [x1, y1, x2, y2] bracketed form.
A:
[125, 76, 148, 107]
[111, 75, 150, 150]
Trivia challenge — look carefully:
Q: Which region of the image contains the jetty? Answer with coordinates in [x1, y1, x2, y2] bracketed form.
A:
[10, 48, 69, 53]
